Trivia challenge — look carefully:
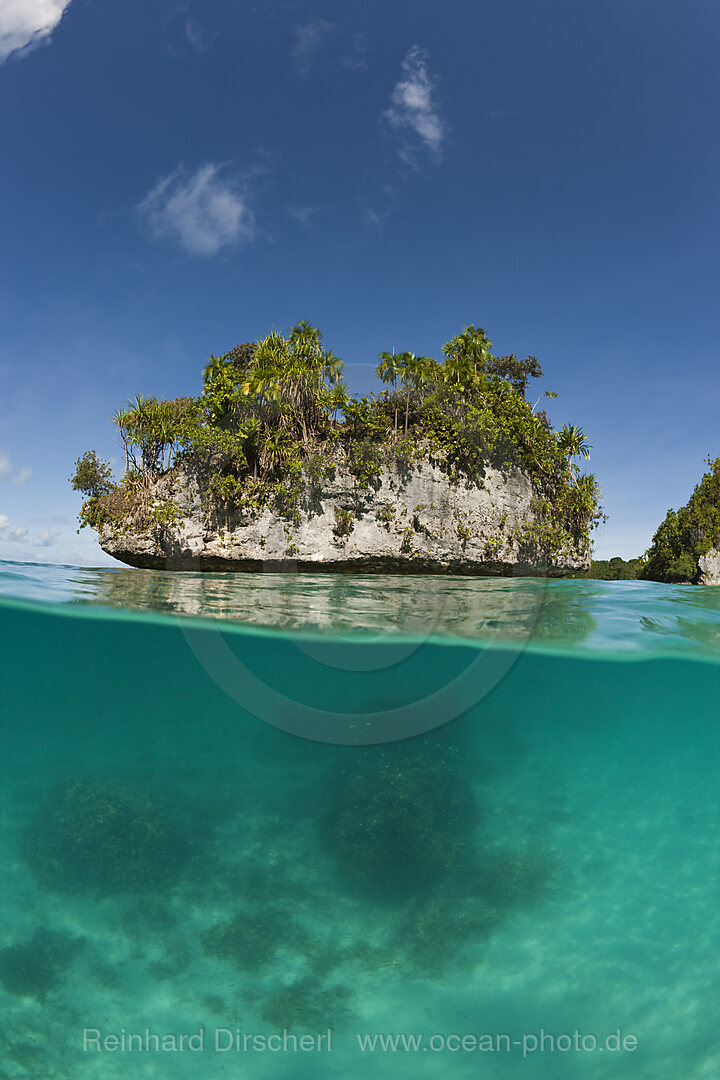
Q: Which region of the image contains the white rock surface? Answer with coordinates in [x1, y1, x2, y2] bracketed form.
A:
[98, 459, 589, 576]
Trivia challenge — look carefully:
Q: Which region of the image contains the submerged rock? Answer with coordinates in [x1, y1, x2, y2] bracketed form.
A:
[98, 459, 589, 576]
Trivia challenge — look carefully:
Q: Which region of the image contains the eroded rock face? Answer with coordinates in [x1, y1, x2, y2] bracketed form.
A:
[98, 460, 590, 576]
[698, 548, 720, 586]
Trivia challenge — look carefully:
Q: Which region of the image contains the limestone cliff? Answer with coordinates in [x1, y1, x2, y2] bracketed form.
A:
[698, 548, 720, 586]
[98, 458, 590, 576]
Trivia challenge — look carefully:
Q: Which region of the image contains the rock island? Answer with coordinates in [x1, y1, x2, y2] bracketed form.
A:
[71, 323, 602, 575]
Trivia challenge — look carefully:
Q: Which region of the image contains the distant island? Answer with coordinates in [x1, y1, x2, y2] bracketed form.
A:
[70, 322, 602, 575]
[575, 556, 644, 580]
[641, 457, 720, 585]
[574, 457, 720, 585]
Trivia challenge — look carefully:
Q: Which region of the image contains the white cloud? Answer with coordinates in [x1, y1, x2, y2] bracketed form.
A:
[286, 205, 319, 227]
[362, 206, 383, 229]
[340, 31, 369, 72]
[0, 451, 32, 485]
[139, 164, 255, 256]
[0, 514, 115, 565]
[0, 0, 73, 64]
[292, 19, 335, 76]
[11, 465, 33, 485]
[383, 46, 446, 163]
[184, 19, 209, 52]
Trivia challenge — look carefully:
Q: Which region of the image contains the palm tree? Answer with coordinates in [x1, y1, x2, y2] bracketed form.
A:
[558, 424, 591, 479]
[327, 382, 348, 430]
[440, 350, 483, 402]
[322, 349, 344, 393]
[443, 325, 492, 377]
[395, 351, 422, 434]
[250, 330, 286, 382]
[289, 319, 322, 352]
[394, 352, 437, 433]
[289, 319, 325, 392]
[441, 352, 470, 394]
[202, 353, 226, 389]
[315, 382, 347, 434]
[376, 350, 403, 434]
[412, 355, 437, 405]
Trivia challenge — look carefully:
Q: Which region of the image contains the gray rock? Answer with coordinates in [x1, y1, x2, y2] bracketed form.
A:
[698, 547, 720, 586]
[98, 458, 590, 576]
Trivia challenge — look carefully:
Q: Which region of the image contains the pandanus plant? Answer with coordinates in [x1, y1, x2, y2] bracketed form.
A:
[242, 323, 346, 448]
[110, 408, 132, 478]
[259, 428, 294, 477]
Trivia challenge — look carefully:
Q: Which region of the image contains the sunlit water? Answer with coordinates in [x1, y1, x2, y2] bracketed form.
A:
[1, 558, 718, 1079]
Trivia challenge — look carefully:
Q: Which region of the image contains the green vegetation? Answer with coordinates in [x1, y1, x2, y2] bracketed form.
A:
[71, 321, 602, 558]
[333, 505, 354, 539]
[23, 780, 188, 894]
[69, 449, 115, 499]
[641, 456, 720, 583]
[571, 458, 720, 583]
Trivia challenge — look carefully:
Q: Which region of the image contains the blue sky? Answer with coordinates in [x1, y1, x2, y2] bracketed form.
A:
[1, 0, 718, 565]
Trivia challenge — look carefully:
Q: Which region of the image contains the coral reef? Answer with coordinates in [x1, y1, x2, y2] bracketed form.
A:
[259, 976, 350, 1029]
[201, 908, 303, 971]
[0, 929, 82, 1001]
[23, 780, 189, 894]
[474, 847, 560, 907]
[395, 893, 502, 974]
[324, 751, 476, 898]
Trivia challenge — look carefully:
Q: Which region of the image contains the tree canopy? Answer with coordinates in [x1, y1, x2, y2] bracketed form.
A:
[70, 451, 115, 499]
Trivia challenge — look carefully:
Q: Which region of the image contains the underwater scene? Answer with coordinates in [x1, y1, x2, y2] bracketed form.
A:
[1, 560, 719, 1080]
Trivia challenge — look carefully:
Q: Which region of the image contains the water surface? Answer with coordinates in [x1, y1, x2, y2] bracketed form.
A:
[0, 559, 718, 1079]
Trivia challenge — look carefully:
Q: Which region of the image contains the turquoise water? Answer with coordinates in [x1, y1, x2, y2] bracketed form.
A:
[1, 559, 718, 1078]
